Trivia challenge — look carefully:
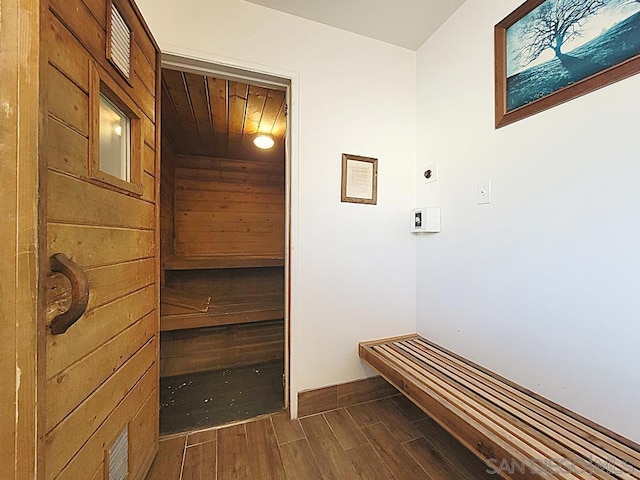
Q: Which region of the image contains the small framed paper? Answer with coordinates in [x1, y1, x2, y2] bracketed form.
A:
[341, 154, 378, 205]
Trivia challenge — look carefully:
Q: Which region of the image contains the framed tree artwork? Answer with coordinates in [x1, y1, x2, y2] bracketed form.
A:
[495, 0, 640, 128]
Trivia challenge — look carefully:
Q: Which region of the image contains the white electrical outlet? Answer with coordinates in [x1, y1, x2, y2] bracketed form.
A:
[478, 181, 491, 205]
[423, 164, 438, 184]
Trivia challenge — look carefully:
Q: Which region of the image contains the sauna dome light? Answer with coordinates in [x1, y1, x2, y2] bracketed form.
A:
[254, 134, 275, 150]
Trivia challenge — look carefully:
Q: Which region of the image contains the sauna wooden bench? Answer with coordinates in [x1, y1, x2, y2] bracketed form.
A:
[359, 335, 640, 480]
[160, 255, 285, 332]
[162, 255, 284, 270]
[160, 292, 283, 332]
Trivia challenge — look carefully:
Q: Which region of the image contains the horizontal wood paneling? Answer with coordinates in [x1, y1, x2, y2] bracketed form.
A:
[45, 311, 156, 433]
[47, 171, 155, 229]
[86, 258, 155, 309]
[45, 117, 89, 177]
[177, 178, 284, 194]
[43, 3, 159, 480]
[54, 365, 158, 480]
[46, 285, 155, 379]
[142, 171, 156, 202]
[45, 339, 156, 478]
[128, 389, 159, 480]
[178, 156, 285, 175]
[173, 154, 284, 258]
[176, 166, 283, 185]
[165, 267, 284, 300]
[48, 224, 155, 267]
[175, 211, 284, 227]
[160, 320, 284, 377]
[46, 14, 90, 93]
[49, 0, 156, 121]
[175, 190, 285, 206]
[177, 241, 281, 256]
[48, 65, 88, 135]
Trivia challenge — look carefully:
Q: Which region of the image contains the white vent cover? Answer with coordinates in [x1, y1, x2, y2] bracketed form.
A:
[108, 426, 129, 480]
[110, 4, 131, 78]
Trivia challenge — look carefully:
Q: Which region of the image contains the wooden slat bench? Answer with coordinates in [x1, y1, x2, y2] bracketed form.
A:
[359, 335, 640, 480]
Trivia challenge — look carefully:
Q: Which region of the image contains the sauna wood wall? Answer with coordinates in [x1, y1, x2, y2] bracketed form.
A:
[166, 267, 284, 300]
[160, 320, 285, 377]
[161, 136, 177, 260]
[173, 155, 285, 258]
[44, 1, 158, 479]
[161, 267, 285, 376]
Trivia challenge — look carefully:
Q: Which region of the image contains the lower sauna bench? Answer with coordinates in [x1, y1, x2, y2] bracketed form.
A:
[160, 292, 284, 331]
[359, 334, 640, 480]
[159, 320, 285, 434]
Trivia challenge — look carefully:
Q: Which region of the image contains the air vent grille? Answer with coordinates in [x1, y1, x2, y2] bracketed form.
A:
[108, 426, 129, 480]
[110, 3, 131, 78]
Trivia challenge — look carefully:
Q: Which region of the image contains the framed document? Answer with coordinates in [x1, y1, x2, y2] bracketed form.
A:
[341, 154, 378, 205]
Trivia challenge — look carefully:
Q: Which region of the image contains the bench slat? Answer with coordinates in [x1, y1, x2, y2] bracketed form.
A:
[360, 335, 640, 480]
[389, 342, 624, 480]
[406, 339, 640, 464]
[377, 344, 589, 480]
[407, 338, 640, 466]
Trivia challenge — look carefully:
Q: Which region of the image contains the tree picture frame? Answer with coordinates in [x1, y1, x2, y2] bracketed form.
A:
[495, 0, 640, 128]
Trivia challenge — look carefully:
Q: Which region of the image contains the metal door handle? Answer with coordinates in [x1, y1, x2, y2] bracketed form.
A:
[49, 253, 90, 335]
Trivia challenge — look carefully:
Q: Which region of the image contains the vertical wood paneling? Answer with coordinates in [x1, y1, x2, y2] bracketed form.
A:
[208, 77, 228, 152]
[163, 70, 201, 151]
[0, 1, 40, 479]
[184, 73, 216, 151]
[227, 81, 249, 158]
[162, 69, 286, 163]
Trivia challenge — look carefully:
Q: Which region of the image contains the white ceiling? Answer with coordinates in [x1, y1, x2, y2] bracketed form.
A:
[244, 0, 466, 50]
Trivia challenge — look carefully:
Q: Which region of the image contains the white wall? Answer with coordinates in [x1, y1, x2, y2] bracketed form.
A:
[416, 0, 640, 442]
[136, 0, 418, 413]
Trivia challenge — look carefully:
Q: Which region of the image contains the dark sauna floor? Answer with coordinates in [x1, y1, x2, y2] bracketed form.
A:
[160, 360, 284, 435]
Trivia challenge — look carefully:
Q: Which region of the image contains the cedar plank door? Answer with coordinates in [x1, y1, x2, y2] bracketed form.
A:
[43, 0, 160, 479]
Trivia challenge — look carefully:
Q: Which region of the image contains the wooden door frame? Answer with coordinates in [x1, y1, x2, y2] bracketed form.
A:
[0, 0, 42, 478]
[160, 52, 300, 416]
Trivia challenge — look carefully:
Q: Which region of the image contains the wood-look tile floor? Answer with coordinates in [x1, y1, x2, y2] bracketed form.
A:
[146, 395, 495, 480]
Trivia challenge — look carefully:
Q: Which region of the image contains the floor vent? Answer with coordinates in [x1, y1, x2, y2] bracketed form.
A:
[108, 426, 129, 480]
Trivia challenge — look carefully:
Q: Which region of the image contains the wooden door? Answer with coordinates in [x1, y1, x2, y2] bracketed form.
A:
[42, 1, 160, 479]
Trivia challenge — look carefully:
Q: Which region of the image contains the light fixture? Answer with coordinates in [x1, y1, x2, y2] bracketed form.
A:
[254, 134, 275, 150]
[114, 125, 123, 137]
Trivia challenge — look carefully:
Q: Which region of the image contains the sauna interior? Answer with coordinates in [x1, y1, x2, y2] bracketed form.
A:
[159, 67, 287, 434]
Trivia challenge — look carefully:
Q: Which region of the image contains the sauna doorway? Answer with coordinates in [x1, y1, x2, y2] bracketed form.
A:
[158, 61, 289, 435]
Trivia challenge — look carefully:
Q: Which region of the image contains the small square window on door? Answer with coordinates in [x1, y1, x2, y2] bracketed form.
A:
[89, 62, 143, 196]
[99, 94, 131, 182]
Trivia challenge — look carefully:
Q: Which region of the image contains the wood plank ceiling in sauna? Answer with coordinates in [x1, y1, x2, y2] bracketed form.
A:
[162, 69, 287, 164]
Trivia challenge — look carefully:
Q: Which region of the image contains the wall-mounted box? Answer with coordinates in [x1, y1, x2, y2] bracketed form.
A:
[411, 207, 441, 233]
